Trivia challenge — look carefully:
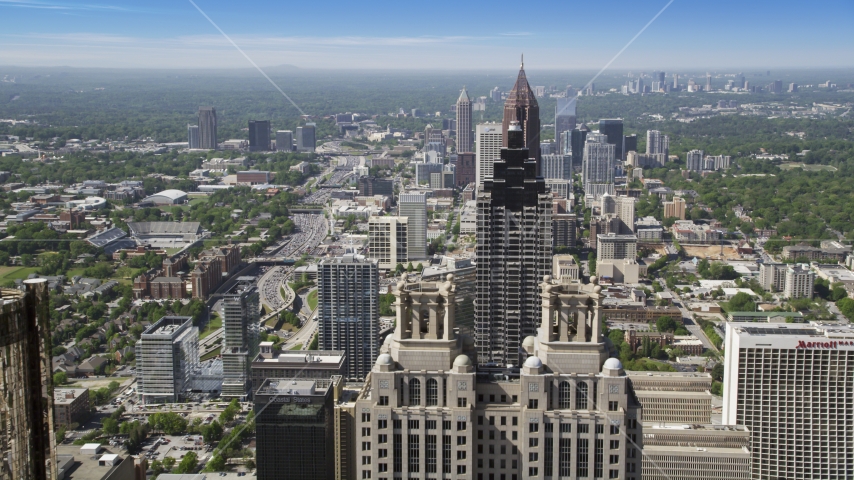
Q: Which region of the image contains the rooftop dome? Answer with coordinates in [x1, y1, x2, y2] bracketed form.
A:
[453, 355, 472, 367]
[376, 354, 393, 366]
[523, 356, 543, 369]
[603, 358, 623, 370]
[522, 336, 536, 348]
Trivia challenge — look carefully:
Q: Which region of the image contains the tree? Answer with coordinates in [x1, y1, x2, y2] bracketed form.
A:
[174, 451, 198, 474]
[309, 333, 319, 350]
[204, 454, 226, 472]
[656, 316, 678, 333]
[202, 421, 223, 443]
[102, 418, 119, 435]
[711, 363, 724, 382]
[162, 456, 176, 471]
[53, 371, 68, 386]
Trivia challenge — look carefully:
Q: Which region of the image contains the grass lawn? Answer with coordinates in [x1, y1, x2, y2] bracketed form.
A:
[201, 347, 221, 361]
[307, 290, 318, 310]
[0, 266, 40, 281]
[262, 304, 271, 315]
[165, 247, 183, 256]
[200, 314, 222, 339]
[288, 344, 303, 351]
[189, 197, 207, 207]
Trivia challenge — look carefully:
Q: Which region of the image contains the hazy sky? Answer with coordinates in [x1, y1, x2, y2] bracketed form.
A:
[0, 0, 852, 70]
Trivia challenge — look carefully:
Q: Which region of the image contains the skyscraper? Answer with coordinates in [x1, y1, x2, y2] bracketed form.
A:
[541, 154, 572, 180]
[368, 216, 408, 270]
[476, 121, 552, 366]
[456, 86, 473, 153]
[248, 120, 271, 152]
[220, 286, 261, 398]
[723, 322, 854, 479]
[598, 119, 624, 160]
[296, 123, 316, 152]
[475, 122, 502, 187]
[0, 280, 57, 480]
[187, 124, 200, 149]
[686, 149, 704, 172]
[198, 106, 217, 150]
[137, 316, 199, 404]
[646, 130, 670, 156]
[706, 73, 712, 92]
[275, 130, 293, 152]
[502, 58, 541, 165]
[623, 134, 638, 155]
[318, 254, 379, 380]
[582, 133, 615, 192]
[398, 193, 427, 260]
[555, 96, 577, 154]
[569, 124, 589, 172]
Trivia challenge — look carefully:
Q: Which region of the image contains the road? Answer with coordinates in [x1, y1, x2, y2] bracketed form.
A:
[657, 278, 719, 352]
[258, 266, 291, 311]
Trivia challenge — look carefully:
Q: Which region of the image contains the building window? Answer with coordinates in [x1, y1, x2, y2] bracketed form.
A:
[501, 416, 507, 426]
[443, 420, 451, 430]
[528, 399, 539, 409]
[427, 378, 438, 406]
[529, 437, 539, 447]
[457, 465, 467, 474]
[596, 425, 604, 435]
[409, 379, 421, 406]
[610, 425, 619, 435]
[457, 436, 466, 445]
[576, 382, 588, 410]
[361, 470, 371, 479]
[608, 401, 618, 412]
[544, 437, 554, 476]
[362, 456, 371, 465]
[559, 438, 572, 477]
[378, 434, 388, 444]
[609, 455, 619, 464]
[489, 416, 495, 425]
[545, 423, 553, 433]
[478, 416, 484, 425]
[512, 431, 517, 440]
[443, 435, 452, 473]
[363, 442, 371, 451]
[408, 434, 420, 473]
[393, 419, 402, 430]
[529, 422, 539, 433]
[558, 381, 571, 409]
[379, 449, 388, 458]
[378, 420, 387, 429]
[528, 467, 538, 476]
[577, 438, 589, 478]
[610, 440, 620, 450]
[457, 450, 467, 460]
[408, 420, 419, 430]
[529, 452, 538, 462]
[362, 428, 371, 437]
[609, 469, 620, 479]
[426, 435, 437, 473]
[594, 439, 604, 478]
[501, 394, 507, 403]
[362, 413, 371, 422]
[457, 397, 467, 407]
[378, 463, 388, 472]
[426, 420, 437, 430]
[379, 396, 389, 406]
[579, 424, 589, 434]
[393, 434, 402, 473]
[512, 417, 518, 426]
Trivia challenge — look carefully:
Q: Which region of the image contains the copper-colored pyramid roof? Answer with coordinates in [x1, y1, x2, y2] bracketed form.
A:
[505, 59, 538, 109]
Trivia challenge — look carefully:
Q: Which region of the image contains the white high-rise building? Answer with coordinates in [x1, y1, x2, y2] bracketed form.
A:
[686, 149, 704, 172]
[582, 133, 615, 192]
[220, 286, 260, 399]
[475, 123, 503, 187]
[136, 316, 199, 404]
[368, 216, 408, 270]
[758, 262, 786, 292]
[645, 130, 669, 156]
[784, 264, 815, 299]
[723, 322, 854, 479]
[399, 193, 427, 260]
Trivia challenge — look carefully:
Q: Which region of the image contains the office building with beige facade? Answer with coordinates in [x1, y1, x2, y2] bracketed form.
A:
[353, 274, 644, 480]
[642, 424, 751, 480]
[626, 371, 713, 424]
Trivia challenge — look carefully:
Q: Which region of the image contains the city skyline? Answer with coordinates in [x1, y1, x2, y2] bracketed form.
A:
[0, 0, 851, 69]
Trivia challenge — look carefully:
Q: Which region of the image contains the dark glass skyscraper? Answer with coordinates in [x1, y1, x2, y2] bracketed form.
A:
[475, 122, 552, 366]
[456, 86, 473, 153]
[555, 96, 577, 154]
[598, 119, 624, 160]
[502, 59, 541, 165]
[248, 120, 271, 152]
[198, 106, 217, 150]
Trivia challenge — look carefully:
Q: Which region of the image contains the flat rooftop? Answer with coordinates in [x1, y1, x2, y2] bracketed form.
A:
[642, 423, 749, 433]
[54, 388, 88, 404]
[256, 379, 317, 396]
[642, 445, 750, 457]
[55, 445, 127, 480]
[254, 350, 345, 366]
[626, 371, 712, 379]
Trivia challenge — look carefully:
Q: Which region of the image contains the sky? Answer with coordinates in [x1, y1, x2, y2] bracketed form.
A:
[0, 0, 852, 70]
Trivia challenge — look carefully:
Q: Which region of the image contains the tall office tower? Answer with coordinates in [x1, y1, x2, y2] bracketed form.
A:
[187, 124, 200, 149]
[723, 322, 854, 479]
[275, 130, 293, 152]
[597, 233, 637, 262]
[646, 130, 670, 156]
[220, 286, 261, 398]
[673, 73, 679, 89]
[399, 193, 427, 260]
[601, 195, 637, 233]
[598, 119, 624, 160]
[248, 120, 271, 152]
[758, 262, 786, 292]
[784, 264, 814, 299]
[623, 134, 638, 154]
[318, 254, 379, 380]
[582, 133, 615, 192]
[455, 152, 476, 186]
[198, 106, 217, 150]
[354, 275, 643, 480]
[706, 73, 712, 91]
[555, 96, 577, 153]
[553, 213, 577, 248]
[657, 71, 666, 84]
[456, 86, 473, 153]
[475, 123, 502, 187]
[663, 196, 686, 220]
[686, 149, 705, 172]
[541, 154, 571, 180]
[254, 377, 338, 480]
[368, 216, 408, 270]
[137, 316, 199, 404]
[476, 122, 552, 366]
[569, 124, 589, 170]
[296, 123, 316, 152]
[0, 281, 56, 480]
[502, 59, 541, 165]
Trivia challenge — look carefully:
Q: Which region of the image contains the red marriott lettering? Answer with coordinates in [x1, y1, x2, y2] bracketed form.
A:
[795, 340, 854, 349]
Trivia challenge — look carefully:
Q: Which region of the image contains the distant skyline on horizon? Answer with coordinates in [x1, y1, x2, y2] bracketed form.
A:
[0, 0, 851, 70]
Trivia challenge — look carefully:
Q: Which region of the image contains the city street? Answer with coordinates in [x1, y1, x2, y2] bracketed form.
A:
[657, 278, 719, 351]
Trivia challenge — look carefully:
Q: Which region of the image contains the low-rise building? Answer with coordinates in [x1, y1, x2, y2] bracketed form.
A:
[53, 388, 90, 427]
[642, 424, 751, 480]
[250, 343, 346, 389]
[726, 311, 804, 323]
[782, 244, 850, 262]
[627, 371, 713, 424]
